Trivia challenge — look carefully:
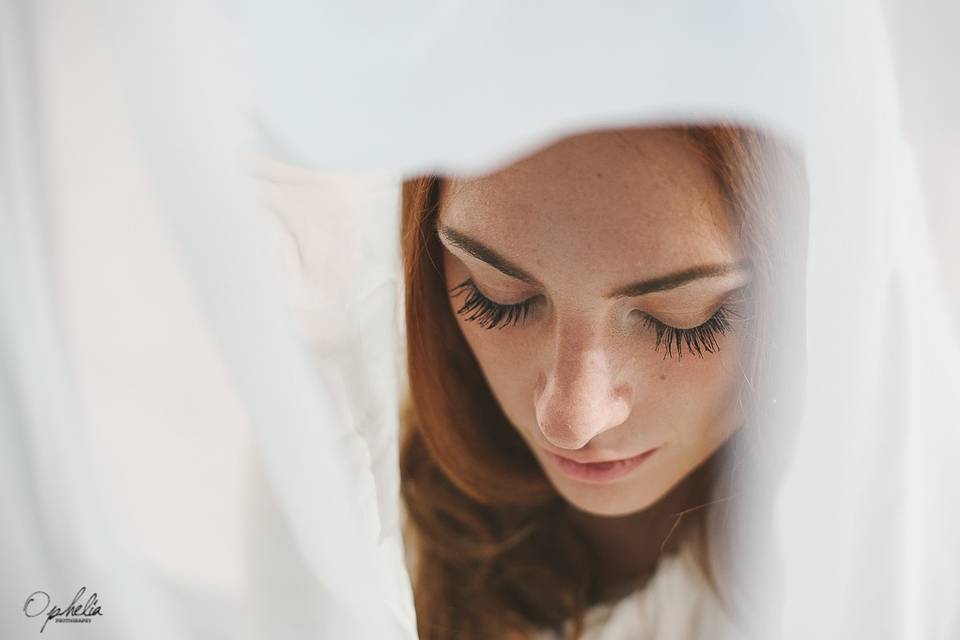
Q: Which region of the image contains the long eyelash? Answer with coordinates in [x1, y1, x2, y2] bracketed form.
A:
[447, 277, 741, 355]
[449, 278, 534, 330]
[641, 305, 741, 360]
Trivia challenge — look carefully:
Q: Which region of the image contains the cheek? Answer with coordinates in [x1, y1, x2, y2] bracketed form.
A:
[645, 330, 746, 445]
[457, 319, 541, 424]
[443, 256, 539, 397]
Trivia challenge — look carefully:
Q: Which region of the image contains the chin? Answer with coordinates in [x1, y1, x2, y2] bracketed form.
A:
[553, 478, 665, 517]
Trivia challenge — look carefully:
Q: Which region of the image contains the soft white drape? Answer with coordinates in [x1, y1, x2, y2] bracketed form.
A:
[2, 0, 958, 638]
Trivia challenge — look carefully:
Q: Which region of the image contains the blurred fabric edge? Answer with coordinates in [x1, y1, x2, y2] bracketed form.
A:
[3, 1, 414, 638]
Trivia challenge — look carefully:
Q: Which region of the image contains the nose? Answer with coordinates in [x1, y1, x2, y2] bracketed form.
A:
[534, 323, 633, 450]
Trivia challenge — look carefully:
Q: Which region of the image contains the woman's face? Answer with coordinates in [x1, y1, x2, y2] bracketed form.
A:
[438, 128, 750, 517]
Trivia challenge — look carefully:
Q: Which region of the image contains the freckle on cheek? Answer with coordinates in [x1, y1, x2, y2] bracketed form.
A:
[659, 374, 667, 381]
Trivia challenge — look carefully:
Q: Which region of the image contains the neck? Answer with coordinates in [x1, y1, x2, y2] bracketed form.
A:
[564, 454, 718, 603]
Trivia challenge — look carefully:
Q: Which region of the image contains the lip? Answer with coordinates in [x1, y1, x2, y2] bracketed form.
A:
[544, 448, 659, 484]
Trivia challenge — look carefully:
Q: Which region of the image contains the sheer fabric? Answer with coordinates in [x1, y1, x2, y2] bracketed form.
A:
[2, 1, 958, 638]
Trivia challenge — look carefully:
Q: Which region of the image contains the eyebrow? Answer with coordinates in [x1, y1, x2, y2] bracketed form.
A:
[437, 224, 750, 298]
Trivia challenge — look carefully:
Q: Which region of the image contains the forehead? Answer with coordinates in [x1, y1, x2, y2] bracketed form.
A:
[438, 128, 742, 283]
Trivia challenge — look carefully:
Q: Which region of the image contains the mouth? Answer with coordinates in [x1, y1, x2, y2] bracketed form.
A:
[544, 448, 659, 484]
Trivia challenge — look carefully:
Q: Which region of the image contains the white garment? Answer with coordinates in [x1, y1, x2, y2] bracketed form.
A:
[535, 544, 743, 640]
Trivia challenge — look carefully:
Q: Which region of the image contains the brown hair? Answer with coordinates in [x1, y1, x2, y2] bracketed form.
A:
[399, 124, 807, 639]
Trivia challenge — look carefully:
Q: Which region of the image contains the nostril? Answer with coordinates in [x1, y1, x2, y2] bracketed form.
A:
[534, 335, 634, 448]
[535, 414, 591, 450]
[534, 377, 632, 450]
[534, 388, 582, 450]
[537, 421, 593, 451]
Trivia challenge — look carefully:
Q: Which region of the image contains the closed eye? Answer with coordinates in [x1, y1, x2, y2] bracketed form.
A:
[448, 278, 536, 330]
[449, 276, 744, 360]
[639, 305, 741, 360]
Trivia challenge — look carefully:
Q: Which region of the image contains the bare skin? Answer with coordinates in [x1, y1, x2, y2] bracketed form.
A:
[437, 128, 748, 595]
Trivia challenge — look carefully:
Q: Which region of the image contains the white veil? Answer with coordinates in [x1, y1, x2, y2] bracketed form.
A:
[2, 1, 958, 638]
